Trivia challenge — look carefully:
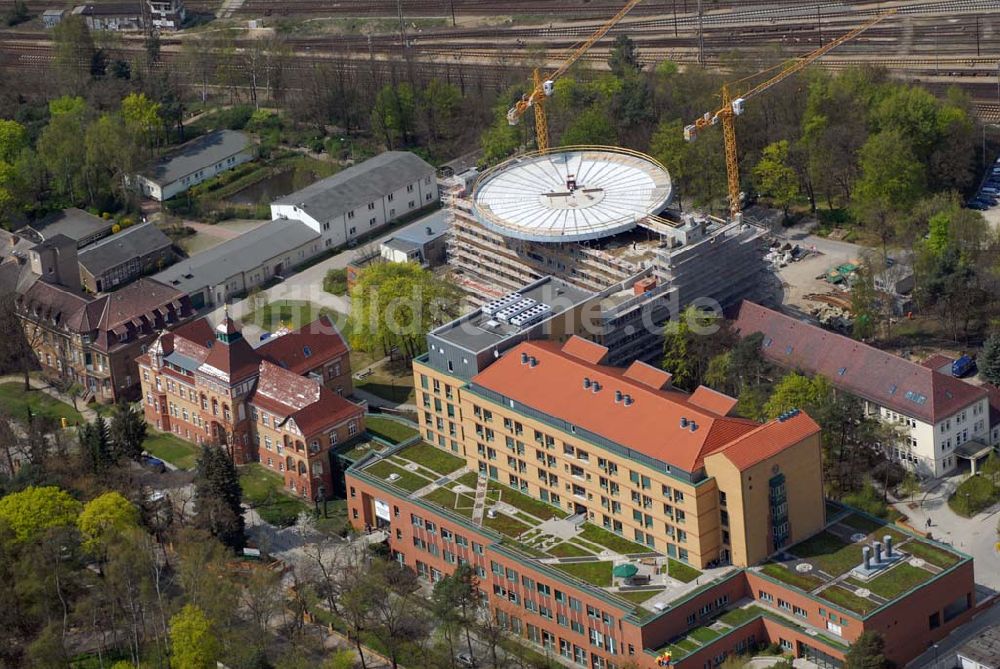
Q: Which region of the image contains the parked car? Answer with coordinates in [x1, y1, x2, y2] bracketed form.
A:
[140, 455, 166, 473]
[456, 653, 477, 667]
[968, 201, 989, 211]
[952, 354, 976, 378]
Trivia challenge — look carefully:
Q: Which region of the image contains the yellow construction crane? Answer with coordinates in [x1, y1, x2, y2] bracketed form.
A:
[684, 10, 895, 219]
[507, 0, 644, 152]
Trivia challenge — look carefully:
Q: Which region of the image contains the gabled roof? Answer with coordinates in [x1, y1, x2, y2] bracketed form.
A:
[470, 337, 785, 473]
[251, 360, 361, 435]
[78, 223, 172, 277]
[20, 208, 114, 245]
[140, 130, 250, 186]
[708, 411, 820, 470]
[732, 301, 985, 423]
[272, 151, 434, 223]
[198, 318, 261, 383]
[257, 314, 348, 375]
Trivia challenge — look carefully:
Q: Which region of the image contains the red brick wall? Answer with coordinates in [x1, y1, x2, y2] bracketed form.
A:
[746, 571, 864, 644]
[636, 573, 749, 651]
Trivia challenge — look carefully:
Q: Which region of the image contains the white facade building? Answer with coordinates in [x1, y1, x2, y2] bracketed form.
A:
[734, 301, 991, 479]
[135, 130, 253, 202]
[270, 151, 439, 251]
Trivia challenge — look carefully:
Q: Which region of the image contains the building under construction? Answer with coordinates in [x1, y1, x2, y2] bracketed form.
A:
[443, 147, 767, 364]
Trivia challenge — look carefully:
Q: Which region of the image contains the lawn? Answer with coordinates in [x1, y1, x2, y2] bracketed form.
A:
[0, 382, 83, 424]
[455, 472, 481, 488]
[240, 463, 311, 527]
[903, 539, 960, 568]
[617, 589, 659, 605]
[422, 485, 475, 517]
[948, 475, 1000, 517]
[579, 524, 652, 555]
[687, 626, 721, 644]
[365, 460, 433, 492]
[484, 512, 530, 538]
[491, 483, 567, 521]
[339, 439, 382, 463]
[789, 531, 863, 576]
[242, 300, 329, 332]
[841, 514, 906, 544]
[355, 359, 416, 406]
[549, 542, 593, 558]
[144, 431, 201, 470]
[760, 562, 824, 591]
[667, 558, 701, 583]
[718, 605, 766, 627]
[819, 586, 877, 615]
[865, 563, 933, 599]
[554, 561, 613, 587]
[365, 415, 420, 444]
[397, 441, 465, 475]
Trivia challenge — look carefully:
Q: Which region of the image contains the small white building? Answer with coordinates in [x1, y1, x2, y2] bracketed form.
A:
[135, 130, 253, 202]
[41, 8, 65, 27]
[734, 301, 992, 479]
[271, 151, 438, 251]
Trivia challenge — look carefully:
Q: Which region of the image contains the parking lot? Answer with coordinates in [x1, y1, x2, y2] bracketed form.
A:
[967, 157, 1000, 215]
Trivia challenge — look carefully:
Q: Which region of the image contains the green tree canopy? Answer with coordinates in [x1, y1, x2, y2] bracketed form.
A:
[194, 445, 245, 552]
[349, 261, 462, 360]
[169, 604, 219, 669]
[844, 630, 888, 669]
[109, 402, 147, 462]
[980, 334, 1000, 386]
[560, 106, 616, 147]
[0, 119, 28, 163]
[121, 92, 163, 149]
[752, 139, 799, 217]
[77, 491, 139, 557]
[0, 486, 81, 543]
[763, 373, 831, 420]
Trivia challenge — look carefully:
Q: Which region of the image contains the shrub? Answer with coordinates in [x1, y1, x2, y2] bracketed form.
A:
[948, 475, 999, 517]
[323, 268, 348, 295]
[111, 224, 122, 234]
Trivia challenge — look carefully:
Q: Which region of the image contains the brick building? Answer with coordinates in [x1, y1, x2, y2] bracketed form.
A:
[138, 314, 361, 499]
[17, 277, 192, 403]
[346, 334, 977, 668]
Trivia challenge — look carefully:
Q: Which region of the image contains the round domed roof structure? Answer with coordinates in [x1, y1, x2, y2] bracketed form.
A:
[472, 147, 672, 243]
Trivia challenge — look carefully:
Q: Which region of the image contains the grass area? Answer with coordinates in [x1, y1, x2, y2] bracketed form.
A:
[579, 524, 652, 555]
[761, 562, 825, 591]
[687, 626, 721, 644]
[865, 563, 933, 599]
[353, 356, 416, 406]
[554, 561, 613, 587]
[143, 431, 201, 470]
[364, 460, 432, 492]
[422, 485, 475, 518]
[616, 589, 659, 605]
[667, 558, 701, 583]
[718, 605, 766, 627]
[948, 475, 1000, 517]
[357, 378, 416, 405]
[903, 539, 960, 568]
[841, 514, 906, 544]
[396, 441, 465, 475]
[492, 483, 567, 520]
[0, 382, 83, 424]
[339, 439, 382, 463]
[819, 585, 877, 615]
[365, 415, 420, 444]
[239, 463, 311, 527]
[456, 471, 481, 488]
[484, 512, 530, 538]
[789, 531, 863, 577]
[242, 299, 330, 332]
[549, 542, 593, 558]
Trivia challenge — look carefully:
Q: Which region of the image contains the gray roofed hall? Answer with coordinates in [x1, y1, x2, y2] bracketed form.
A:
[153, 219, 318, 294]
[78, 223, 172, 275]
[393, 209, 451, 244]
[273, 151, 434, 222]
[382, 237, 423, 254]
[20, 208, 114, 245]
[140, 130, 250, 186]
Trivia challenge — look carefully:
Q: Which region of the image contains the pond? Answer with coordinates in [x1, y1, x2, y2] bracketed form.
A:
[225, 167, 324, 206]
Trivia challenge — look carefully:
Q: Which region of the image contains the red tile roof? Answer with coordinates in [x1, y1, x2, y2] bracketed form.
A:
[733, 301, 985, 424]
[251, 360, 361, 435]
[257, 314, 348, 375]
[709, 411, 821, 470]
[688, 386, 739, 416]
[561, 336, 610, 365]
[471, 337, 804, 473]
[623, 360, 674, 390]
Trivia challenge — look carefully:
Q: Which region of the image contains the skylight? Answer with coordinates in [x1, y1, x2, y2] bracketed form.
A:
[904, 390, 928, 405]
[303, 346, 312, 358]
[837, 367, 847, 376]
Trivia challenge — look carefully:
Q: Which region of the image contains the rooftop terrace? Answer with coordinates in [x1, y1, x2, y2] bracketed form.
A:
[757, 504, 967, 618]
[354, 440, 741, 619]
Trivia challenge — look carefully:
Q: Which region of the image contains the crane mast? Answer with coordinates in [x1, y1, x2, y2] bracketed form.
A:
[507, 0, 644, 152]
[684, 10, 895, 219]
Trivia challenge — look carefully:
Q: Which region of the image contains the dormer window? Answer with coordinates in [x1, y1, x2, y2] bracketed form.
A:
[303, 346, 312, 358]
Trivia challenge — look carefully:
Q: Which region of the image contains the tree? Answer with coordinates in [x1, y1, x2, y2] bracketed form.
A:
[77, 491, 139, 558]
[420, 78, 462, 143]
[650, 118, 726, 209]
[350, 261, 462, 360]
[432, 563, 481, 661]
[981, 334, 1000, 386]
[109, 403, 147, 462]
[37, 100, 89, 205]
[52, 15, 96, 92]
[480, 117, 519, 165]
[844, 631, 888, 669]
[752, 140, 799, 219]
[193, 445, 245, 551]
[0, 119, 27, 163]
[80, 415, 115, 475]
[169, 605, 219, 669]
[560, 106, 616, 147]
[0, 293, 39, 390]
[0, 485, 81, 543]
[661, 306, 730, 391]
[121, 92, 164, 151]
[608, 35, 641, 77]
[763, 373, 831, 420]
[850, 264, 879, 340]
[365, 559, 429, 669]
[371, 84, 417, 149]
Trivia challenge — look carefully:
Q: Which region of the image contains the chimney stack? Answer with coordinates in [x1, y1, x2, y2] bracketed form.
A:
[615, 390, 623, 403]
[863, 546, 871, 570]
[521, 352, 529, 365]
[623, 395, 634, 406]
[884, 535, 893, 559]
[583, 377, 592, 389]
[592, 381, 601, 393]
[873, 541, 883, 564]
[680, 417, 689, 428]
[529, 356, 538, 368]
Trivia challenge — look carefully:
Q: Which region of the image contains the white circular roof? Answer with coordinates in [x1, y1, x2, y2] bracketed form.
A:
[472, 148, 673, 243]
